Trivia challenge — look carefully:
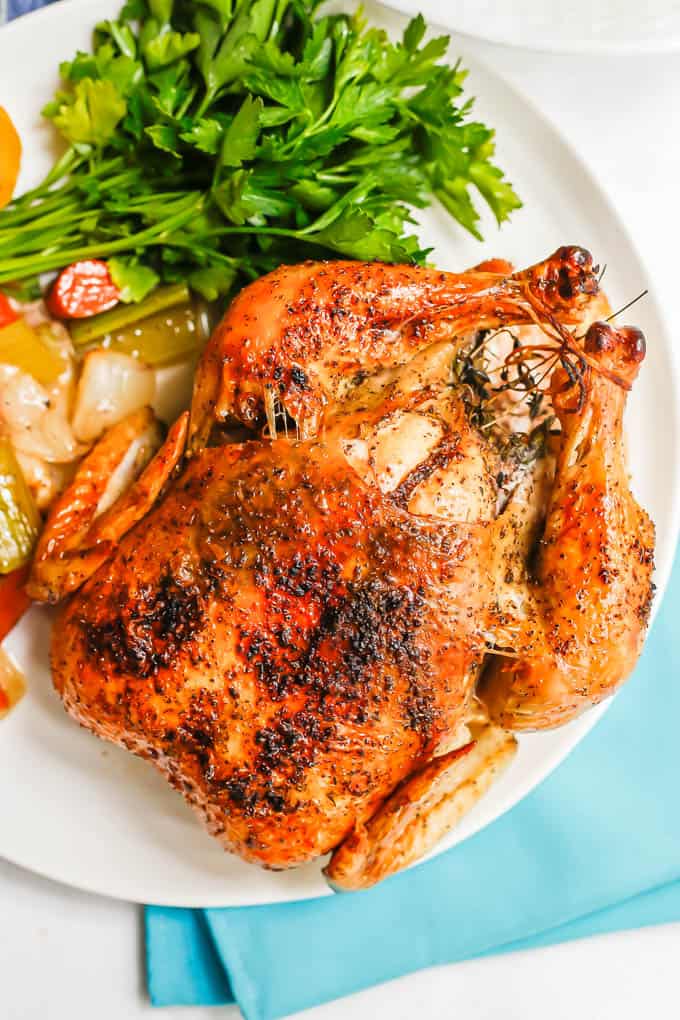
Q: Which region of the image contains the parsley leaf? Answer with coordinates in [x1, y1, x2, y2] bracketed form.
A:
[220, 94, 262, 167]
[50, 78, 126, 146]
[109, 257, 160, 302]
[144, 30, 201, 71]
[180, 117, 223, 153]
[189, 262, 237, 299]
[146, 122, 181, 155]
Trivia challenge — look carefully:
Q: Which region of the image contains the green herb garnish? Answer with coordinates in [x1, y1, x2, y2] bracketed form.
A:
[0, 1, 520, 297]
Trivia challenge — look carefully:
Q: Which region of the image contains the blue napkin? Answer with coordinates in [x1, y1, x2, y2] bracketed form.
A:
[5, 0, 54, 19]
[146, 548, 680, 1019]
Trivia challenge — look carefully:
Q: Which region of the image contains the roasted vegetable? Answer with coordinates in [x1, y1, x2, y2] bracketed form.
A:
[0, 564, 31, 641]
[0, 292, 18, 328]
[0, 317, 67, 386]
[0, 438, 40, 573]
[27, 407, 186, 604]
[0, 107, 21, 210]
[0, 647, 26, 719]
[69, 283, 190, 348]
[71, 350, 156, 442]
[94, 305, 206, 366]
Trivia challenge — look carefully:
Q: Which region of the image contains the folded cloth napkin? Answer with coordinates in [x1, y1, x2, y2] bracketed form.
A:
[146, 550, 680, 1019]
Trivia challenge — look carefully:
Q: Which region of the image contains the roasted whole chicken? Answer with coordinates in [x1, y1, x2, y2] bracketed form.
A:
[33, 248, 655, 889]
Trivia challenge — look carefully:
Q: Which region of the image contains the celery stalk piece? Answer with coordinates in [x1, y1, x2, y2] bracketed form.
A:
[0, 318, 66, 386]
[0, 439, 41, 573]
[69, 283, 191, 348]
[90, 302, 207, 367]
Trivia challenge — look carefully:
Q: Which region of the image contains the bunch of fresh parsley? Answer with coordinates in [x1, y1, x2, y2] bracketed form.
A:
[0, 0, 521, 301]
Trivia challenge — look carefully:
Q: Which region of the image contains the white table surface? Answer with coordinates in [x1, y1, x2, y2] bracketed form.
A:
[3, 34, 680, 1020]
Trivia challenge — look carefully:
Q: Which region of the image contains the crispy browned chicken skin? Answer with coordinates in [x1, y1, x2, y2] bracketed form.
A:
[45, 248, 654, 884]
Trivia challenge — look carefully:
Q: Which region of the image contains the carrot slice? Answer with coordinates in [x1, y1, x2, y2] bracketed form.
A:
[0, 564, 31, 642]
[0, 293, 19, 329]
[47, 260, 121, 320]
[0, 106, 21, 209]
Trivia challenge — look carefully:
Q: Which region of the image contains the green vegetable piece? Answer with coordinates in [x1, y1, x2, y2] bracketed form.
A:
[403, 13, 426, 53]
[205, 27, 256, 96]
[86, 302, 206, 367]
[149, 0, 173, 24]
[102, 55, 143, 96]
[109, 257, 160, 303]
[289, 179, 337, 212]
[189, 263, 236, 300]
[193, 7, 225, 91]
[301, 22, 333, 80]
[221, 94, 263, 167]
[246, 0, 276, 41]
[69, 283, 190, 347]
[0, 439, 40, 575]
[95, 19, 138, 59]
[149, 61, 193, 117]
[144, 30, 201, 71]
[66, 41, 143, 96]
[146, 122, 181, 155]
[180, 118, 223, 154]
[120, 0, 147, 18]
[50, 78, 126, 146]
[196, 0, 234, 27]
[213, 169, 256, 224]
[439, 187, 483, 240]
[469, 159, 522, 225]
[310, 209, 413, 263]
[109, 20, 138, 59]
[60, 51, 99, 82]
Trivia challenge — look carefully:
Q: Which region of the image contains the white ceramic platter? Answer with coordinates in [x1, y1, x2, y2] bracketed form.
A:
[383, 0, 680, 54]
[0, 0, 678, 907]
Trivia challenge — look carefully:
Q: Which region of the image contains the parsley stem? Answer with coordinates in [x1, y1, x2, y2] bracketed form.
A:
[0, 201, 84, 235]
[0, 196, 204, 283]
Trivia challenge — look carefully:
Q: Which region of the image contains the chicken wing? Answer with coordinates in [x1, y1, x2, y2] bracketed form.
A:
[190, 246, 598, 446]
[480, 322, 655, 729]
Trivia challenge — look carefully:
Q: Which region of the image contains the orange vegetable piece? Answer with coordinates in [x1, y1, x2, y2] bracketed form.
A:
[0, 293, 19, 329]
[0, 564, 31, 642]
[0, 106, 21, 209]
